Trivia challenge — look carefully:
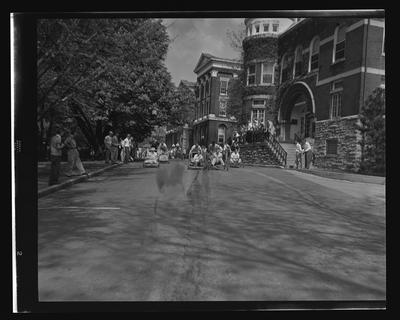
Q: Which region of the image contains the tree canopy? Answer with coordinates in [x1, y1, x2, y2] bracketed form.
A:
[37, 18, 176, 157]
[357, 87, 385, 175]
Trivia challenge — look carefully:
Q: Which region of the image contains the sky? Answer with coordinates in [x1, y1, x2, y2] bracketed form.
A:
[162, 18, 244, 86]
[162, 18, 294, 86]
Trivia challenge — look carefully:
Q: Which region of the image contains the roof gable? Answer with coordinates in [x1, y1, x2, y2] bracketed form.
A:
[193, 53, 213, 73]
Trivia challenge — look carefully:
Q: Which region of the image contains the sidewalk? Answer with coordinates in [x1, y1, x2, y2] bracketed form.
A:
[289, 167, 385, 185]
[38, 161, 122, 197]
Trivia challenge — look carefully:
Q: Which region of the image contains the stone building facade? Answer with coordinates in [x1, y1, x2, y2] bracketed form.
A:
[274, 17, 385, 171]
[242, 18, 294, 126]
[192, 53, 242, 146]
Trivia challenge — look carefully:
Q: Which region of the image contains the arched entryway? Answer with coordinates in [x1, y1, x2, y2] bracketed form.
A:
[279, 82, 316, 142]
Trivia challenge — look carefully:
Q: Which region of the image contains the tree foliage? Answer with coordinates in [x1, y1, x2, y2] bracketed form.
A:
[37, 18, 175, 158]
[227, 72, 246, 125]
[168, 84, 196, 127]
[357, 87, 386, 175]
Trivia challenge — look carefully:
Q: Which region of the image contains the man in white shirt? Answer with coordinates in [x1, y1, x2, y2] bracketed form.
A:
[122, 134, 132, 163]
[295, 140, 304, 169]
[303, 139, 312, 169]
[222, 142, 231, 170]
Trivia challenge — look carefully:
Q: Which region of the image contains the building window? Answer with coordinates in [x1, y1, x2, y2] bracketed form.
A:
[220, 78, 229, 95]
[309, 37, 319, 72]
[263, 23, 270, 32]
[218, 125, 226, 144]
[255, 24, 260, 33]
[253, 99, 265, 107]
[247, 65, 256, 85]
[326, 139, 338, 155]
[294, 46, 303, 77]
[261, 62, 274, 84]
[272, 23, 279, 32]
[333, 25, 346, 62]
[251, 108, 265, 125]
[219, 100, 227, 117]
[330, 80, 343, 119]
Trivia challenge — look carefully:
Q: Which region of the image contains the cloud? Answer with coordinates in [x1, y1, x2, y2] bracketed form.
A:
[163, 18, 243, 85]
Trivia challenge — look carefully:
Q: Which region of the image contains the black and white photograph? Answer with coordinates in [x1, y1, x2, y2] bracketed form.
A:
[11, 9, 386, 312]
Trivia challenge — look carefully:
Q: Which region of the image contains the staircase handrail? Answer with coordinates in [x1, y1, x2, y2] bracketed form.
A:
[266, 135, 287, 167]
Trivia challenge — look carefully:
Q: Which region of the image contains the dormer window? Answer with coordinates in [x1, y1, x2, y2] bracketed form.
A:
[263, 23, 270, 32]
[272, 23, 279, 32]
[255, 24, 260, 33]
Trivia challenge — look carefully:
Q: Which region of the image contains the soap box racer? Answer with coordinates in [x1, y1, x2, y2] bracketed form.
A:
[208, 151, 225, 170]
[230, 150, 243, 168]
[143, 147, 160, 168]
[158, 143, 169, 163]
[188, 145, 205, 170]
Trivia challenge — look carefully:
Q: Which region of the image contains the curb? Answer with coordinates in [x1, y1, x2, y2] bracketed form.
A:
[243, 163, 284, 169]
[38, 163, 123, 198]
[286, 168, 385, 185]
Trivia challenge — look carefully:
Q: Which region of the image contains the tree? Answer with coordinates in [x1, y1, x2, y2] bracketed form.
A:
[226, 25, 246, 125]
[357, 87, 386, 175]
[37, 18, 175, 159]
[226, 24, 246, 59]
[227, 72, 246, 125]
[168, 84, 196, 127]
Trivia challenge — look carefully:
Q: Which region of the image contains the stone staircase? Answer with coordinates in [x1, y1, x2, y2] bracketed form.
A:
[280, 142, 297, 168]
[239, 143, 283, 166]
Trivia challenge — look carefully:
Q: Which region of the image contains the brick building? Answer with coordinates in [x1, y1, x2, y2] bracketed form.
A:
[192, 53, 242, 146]
[275, 17, 385, 171]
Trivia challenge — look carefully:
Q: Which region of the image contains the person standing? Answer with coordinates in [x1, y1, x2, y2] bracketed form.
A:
[111, 132, 119, 164]
[104, 131, 113, 164]
[304, 139, 313, 169]
[119, 136, 125, 162]
[48, 127, 64, 186]
[129, 135, 135, 161]
[223, 142, 231, 171]
[122, 134, 132, 163]
[64, 129, 87, 177]
[268, 120, 276, 138]
[295, 140, 304, 169]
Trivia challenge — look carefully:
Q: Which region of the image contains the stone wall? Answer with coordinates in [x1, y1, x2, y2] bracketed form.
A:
[314, 116, 362, 172]
[239, 143, 281, 166]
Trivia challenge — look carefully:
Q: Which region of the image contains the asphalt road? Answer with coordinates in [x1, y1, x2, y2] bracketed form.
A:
[38, 160, 386, 301]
